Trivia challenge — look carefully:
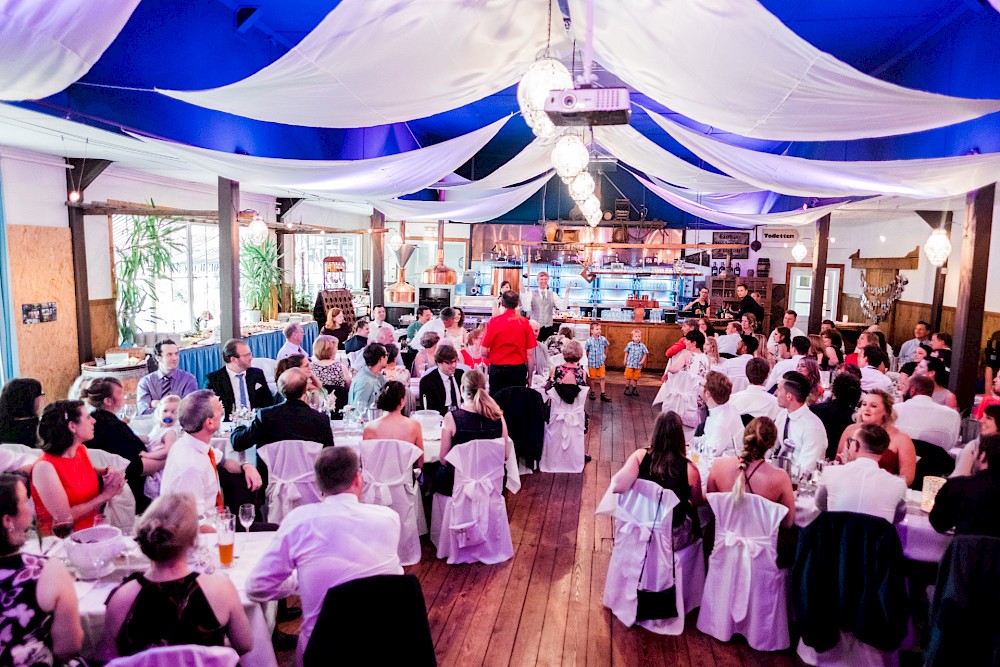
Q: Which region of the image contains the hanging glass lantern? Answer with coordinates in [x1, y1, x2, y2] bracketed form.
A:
[923, 228, 951, 267]
[586, 208, 602, 227]
[387, 231, 403, 252]
[579, 195, 602, 218]
[247, 216, 268, 245]
[517, 58, 573, 138]
[551, 133, 589, 181]
[791, 240, 808, 262]
[568, 171, 595, 203]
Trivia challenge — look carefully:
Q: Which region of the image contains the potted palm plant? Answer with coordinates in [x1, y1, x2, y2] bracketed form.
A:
[240, 239, 283, 322]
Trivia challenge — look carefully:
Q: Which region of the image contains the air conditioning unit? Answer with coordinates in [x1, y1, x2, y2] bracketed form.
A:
[544, 87, 630, 126]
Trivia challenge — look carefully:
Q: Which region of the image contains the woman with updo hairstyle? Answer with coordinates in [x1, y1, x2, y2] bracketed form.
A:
[0, 377, 44, 447]
[437, 370, 510, 496]
[411, 331, 440, 378]
[101, 493, 253, 658]
[363, 381, 423, 464]
[706, 417, 795, 529]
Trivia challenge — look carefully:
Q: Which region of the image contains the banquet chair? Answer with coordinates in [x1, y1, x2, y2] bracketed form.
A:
[729, 375, 750, 393]
[494, 386, 545, 470]
[347, 349, 364, 370]
[599, 478, 706, 635]
[432, 438, 513, 565]
[85, 447, 137, 535]
[304, 574, 434, 667]
[696, 492, 790, 651]
[651, 371, 703, 428]
[540, 385, 587, 473]
[910, 439, 956, 490]
[256, 440, 324, 523]
[359, 438, 426, 566]
[104, 645, 239, 667]
[251, 357, 278, 395]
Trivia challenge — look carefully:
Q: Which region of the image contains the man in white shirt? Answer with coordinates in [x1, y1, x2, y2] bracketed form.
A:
[719, 334, 758, 383]
[775, 371, 828, 473]
[894, 375, 961, 451]
[767, 310, 807, 357]
[858, 345, 894, 393]
[160, 390, 262, 518]
[816, 422, 907, 523]
[522, 271, 566, 340]
[276, 323, 310, 361]
[247, 447, 402, 663]
[369, 305, 395, 345]
[729, 357, 782, 422]
[898, 320, 931, 365]
[693, 371, 744, 457]
[716, 321, 743, 357]
[415, 306, 456, 348]
[765, 336, 810, 391]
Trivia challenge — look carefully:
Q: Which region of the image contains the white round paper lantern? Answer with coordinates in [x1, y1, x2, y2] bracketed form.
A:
[248, 216, 269, 245]
[923, 228, 952, 267]
[388, 232, 403, 252]
[568, 171, 595, 203]
[791, 240, 808, 262]
[551, 134, 589, 181]
[518, 58, 573, 136]
[586, 208, 602, 227]
[579, 195, 602, 218]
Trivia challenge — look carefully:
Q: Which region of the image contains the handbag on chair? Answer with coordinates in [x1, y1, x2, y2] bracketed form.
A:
[635, 488, 679, 622]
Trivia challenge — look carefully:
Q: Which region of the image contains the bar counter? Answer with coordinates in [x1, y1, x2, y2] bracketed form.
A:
[555, 318, 682, 371]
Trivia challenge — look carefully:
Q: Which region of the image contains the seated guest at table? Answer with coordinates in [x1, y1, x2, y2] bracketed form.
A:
[553, 340, 588, 386]
[374, 324, 403, 363]
[729, 358, 782, 422]
[698, 317, 717, 339]
[101, 493, 253, 659]
[411, 331, 440, 379]
[137, 339, 199, 415]
[368, 305, 394, 344]
[0, 472, 83, 663]
[811, 373, 862, 460]
[703, 336, 722, 369]
[769, 326, 792, 365]
[445, 306, 468, 349]
[419, 345, 464, 416]
[343, 318, 369, 355]
[610, 411, 705, 549]
[693, 372, 743, 457]
[232, 369, 335, 455]
[768, 310, 806, 358]
[347, 344, 388, 410]
[836, 389, 916, 486]
[774, 372, 828, 473]
[820, 320, 836, 333]
[683, 287, 711, 318]
[796, 357, 824, 404]
[309, 335, 351, 393]
[899, 320, 931, 365]
[740, 313, 758, 337]
[716, 320, 742, 357]
[381, 344, 410, 384]
[67, 375, 94, 401]
[662, 330, 709, 383]
[719, 334, 756, 383]
[277, 323, 310, 361]
[160, 391, 262, 519]
[545, 325, 575, 357]
[363, 381, 423, 466]
[894, 374, 961, 451]
[664, 320, 697, 361]
[461, 326, 489, 369]
[817, 423, 907, 523]
[898, 343, 932, 387]
[930, 331, 952, 371]
[706, 417, 795, 529]
[954, 404, 1000, 477]
[247, 447, 403, 662]
[915, 356, 958, 410]
[765, 336, 809, 391]
[32, 400, 126, 534]
[857, 345, 893, 393]
[415, 307, 456, 349]
[867, 327, 892, 361]
[819, 329, 844, 371]
[406, 305, 432, 343]
[138, 395, 182, 501]
[752, 333, 769, 364]
[437, 371, 509, 496]
[275, 354, 325, 408]
[83, 377, 163, 513]
[930, 434, 1000, 537]
[207, 338, 274, 420]
[0, 377, 44, 447]
[843, 330, 873, 368]
[528, 320, 551, 380]
[321, 307, 351, 344]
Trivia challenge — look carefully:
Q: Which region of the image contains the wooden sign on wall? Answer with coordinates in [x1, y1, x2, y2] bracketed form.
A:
[711, 231, 750, 259]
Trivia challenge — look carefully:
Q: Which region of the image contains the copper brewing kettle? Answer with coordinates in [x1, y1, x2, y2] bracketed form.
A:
[421, 220, 457, 285]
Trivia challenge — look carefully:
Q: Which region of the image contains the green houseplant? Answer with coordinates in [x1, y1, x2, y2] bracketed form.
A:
[240, 239, 283, 321]
[115, 206, 183, 346]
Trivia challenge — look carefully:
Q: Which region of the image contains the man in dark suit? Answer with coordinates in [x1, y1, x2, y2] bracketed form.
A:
[206, 338, 275, 419]
[231, 367, 335, 452]
[736, 283, 765, 322]
[419, 345, 464, 415]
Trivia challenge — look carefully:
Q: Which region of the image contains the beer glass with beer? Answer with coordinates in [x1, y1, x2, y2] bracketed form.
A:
[216, 511, 236, 568]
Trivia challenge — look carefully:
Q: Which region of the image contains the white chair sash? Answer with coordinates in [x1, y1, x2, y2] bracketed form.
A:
[265, 470, 314, 521]
[717, 530, 777, 623]
[359, 439, 424, 565]
[361, 468, 413, 507]
[257, 440, 324, 523]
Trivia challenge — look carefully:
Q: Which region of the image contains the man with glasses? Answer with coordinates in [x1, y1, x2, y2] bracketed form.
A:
[207, 338, 275, 420]
[419, 345, 464, 416]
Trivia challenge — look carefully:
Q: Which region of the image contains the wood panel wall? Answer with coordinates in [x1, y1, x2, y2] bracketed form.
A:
[8, 225, 79, 399]
[89, 298, 118, 358]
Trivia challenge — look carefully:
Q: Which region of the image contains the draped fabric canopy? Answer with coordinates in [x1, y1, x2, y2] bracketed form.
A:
[372, 174, 551, 222]
[160, 0, 569, 127]
[568, 0, 1000, 141]
[129, 116, 509, 199]
[647, 109, 1000, 199]
[0, 0, 140, 101]
[436, 137, 555, 195]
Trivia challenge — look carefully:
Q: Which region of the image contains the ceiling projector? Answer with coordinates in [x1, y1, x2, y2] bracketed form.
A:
[544, 87, 630, 126]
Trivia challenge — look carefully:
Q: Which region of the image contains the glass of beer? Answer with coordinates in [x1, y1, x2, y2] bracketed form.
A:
[216, 511, 236, 568]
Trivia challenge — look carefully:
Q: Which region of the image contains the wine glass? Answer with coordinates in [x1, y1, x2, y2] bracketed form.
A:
[238, 504, 255, 533]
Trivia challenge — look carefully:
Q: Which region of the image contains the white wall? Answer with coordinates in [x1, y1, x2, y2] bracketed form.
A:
[0, 148, 70, 228]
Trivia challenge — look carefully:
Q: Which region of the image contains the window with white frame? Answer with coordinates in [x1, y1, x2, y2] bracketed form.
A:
[293, 233, 362, 294]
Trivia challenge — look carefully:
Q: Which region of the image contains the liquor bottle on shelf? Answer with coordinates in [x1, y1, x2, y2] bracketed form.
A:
[734, 263, 741, 277]
[711, 262, 718, 277]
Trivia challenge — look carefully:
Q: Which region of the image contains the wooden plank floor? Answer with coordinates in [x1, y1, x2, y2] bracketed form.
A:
[277, 372, 804, 666]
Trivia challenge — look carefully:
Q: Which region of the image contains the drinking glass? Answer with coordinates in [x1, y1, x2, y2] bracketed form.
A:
[215, 511, 236, 568]
[238, 504, 255, 532]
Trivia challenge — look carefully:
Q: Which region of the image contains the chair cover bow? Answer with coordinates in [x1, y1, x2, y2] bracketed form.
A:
[361, 469, 412, 506]
[551, 410, 585, 450]
[718, 530, 776, 623]
[266, 471, 314, 522]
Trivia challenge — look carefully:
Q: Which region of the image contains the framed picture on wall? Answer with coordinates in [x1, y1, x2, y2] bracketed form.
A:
[711, 231, 751, 259]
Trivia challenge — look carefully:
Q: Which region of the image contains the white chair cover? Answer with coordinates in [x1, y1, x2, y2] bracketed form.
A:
[84, 447, 136, 535]
[0, 443, 38, 471]
[347, 349, 364, 370]
[652, 372, 703, 427]
[359, 439, 425, 566]
[797, 634, 900, 667]
[729, 376, 750, 394]
[434, 439, 513, 565]
[251, 357, 278, 395]
[257, 440, 324, 523]
[540, 387, 587, 473]
[599, 479, 705, 635]
[104, 645, 240, 667]
[696, 492, 790, 651]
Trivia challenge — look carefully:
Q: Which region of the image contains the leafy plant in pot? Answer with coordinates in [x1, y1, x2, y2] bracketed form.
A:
[240, 239, 283, 322]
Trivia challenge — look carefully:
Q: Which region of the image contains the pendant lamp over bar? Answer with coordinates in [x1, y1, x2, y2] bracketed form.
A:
[923, 228, 952, 267]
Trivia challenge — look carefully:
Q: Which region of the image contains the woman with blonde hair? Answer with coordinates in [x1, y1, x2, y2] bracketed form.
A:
[703, 335, 722, 369]
[310, 334, 350, 391]
[796, 357, 824, 404]
[437, 370, 509, 496]
[836, 389, 917, 485]
[752, 333, 770, 364]
[101, 493, 253, 658]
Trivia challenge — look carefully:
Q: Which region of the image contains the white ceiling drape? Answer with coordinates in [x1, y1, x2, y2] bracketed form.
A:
[647, 109, 1000, 199]
[568, 0, 1000, 140]
[436, 137, 555, 196]
[128, 117, 509, 199]
[0, 0, 140, 101]
[372, 174, 551, 222]
[593, 125, 757, 193]
[159, 0, 569, 127]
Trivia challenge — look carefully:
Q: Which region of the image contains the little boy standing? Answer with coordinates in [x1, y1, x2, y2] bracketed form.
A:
[623, 329, 649, 396]
[585, 322, 611, 402]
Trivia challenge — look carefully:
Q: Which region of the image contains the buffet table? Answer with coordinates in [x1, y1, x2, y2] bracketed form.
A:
[555, 318, 682, 371]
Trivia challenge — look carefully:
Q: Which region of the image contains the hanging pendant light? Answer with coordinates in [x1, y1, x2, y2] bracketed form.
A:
[791, 240, 808, 262]
[387, 231, 403, 252]
[518, 58, 573, 139]
[568, 171, 595, 203]
[551, 133, 589, 181]
[248, 215, 269, 245]
[586, 208, 602, 227]
[923, 228, 952, 267]
[579, 195, 602, 218]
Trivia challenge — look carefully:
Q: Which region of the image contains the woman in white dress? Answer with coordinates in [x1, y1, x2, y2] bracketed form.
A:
[654, 331, 710, 427]
[667, 330, 710, 382]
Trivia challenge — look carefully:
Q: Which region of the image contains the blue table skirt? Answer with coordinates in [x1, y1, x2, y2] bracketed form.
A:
[179, 322, 318, 388]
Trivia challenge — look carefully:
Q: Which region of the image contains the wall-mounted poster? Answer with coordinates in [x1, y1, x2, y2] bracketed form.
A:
[711, 231, 751, 259]
[21, 302, 56, 324]
[40, 302, 57, 322]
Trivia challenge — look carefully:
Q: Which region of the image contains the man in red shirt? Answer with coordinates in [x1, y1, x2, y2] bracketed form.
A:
[482, 290, 537, 396]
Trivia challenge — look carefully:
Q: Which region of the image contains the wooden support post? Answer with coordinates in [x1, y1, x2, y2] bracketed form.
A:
[807, 213, 831, 335]
[951, 184, 994, 413]
[218, 177, 241, 342]
[65, 158, 112, 363]
[371, 210, 386, 306]
[917, 210, 954, 334]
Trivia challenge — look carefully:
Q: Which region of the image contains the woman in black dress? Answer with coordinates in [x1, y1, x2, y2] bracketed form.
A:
[321, 307, 352, 345]
[0, 377, 44, 447]
[436, 370, 509, 496]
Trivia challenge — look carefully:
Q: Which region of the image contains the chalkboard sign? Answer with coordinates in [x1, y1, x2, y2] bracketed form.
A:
[711, 231, 751, 259]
